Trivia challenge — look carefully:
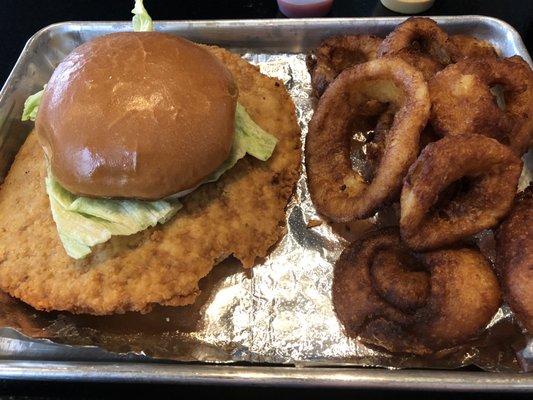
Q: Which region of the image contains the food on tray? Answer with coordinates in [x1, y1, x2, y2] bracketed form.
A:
[306, 57, 429, 222]
[0, 1, 300, 314]
[400, 134, 522, 251]
[495, 186, 533, 333]
[376, 17, 458, 81]
[429, 56, 533, 155]
[449, 34, 498, 59]
[306, 16, 532, 354]
[333, 229, 501, 355]
[306, 35, 382, 97]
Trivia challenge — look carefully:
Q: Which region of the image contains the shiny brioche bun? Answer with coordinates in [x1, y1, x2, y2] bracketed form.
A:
[36, 32, 238, 200]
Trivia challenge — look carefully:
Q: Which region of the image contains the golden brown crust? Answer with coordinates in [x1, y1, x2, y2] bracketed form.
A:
[400, 134, 522, 251]
[36, 32, 238, 200]
[449, 34, 498, 59]
[495, 185, 533, 332]
[0, 46, 301, 315]
[429, 56, 533, 155]
[377, 17, 457, 80]
[306, 57, 429, 222]
[388, 48, 442, 82]
[332, 229, 501, 355]
[307, 35, 382, 97]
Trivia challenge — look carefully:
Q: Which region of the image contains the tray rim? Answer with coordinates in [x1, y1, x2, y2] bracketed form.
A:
[0, 361, 531, 390]
[0, 16, 532, 389]
[2, 15, 531, 98]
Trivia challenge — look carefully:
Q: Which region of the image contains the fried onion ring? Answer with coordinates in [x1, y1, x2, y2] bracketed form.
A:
[400, 134, 522, 251]
[495, 185, 533, 332]
[450, 34, 498, 59]
[429, 56, 533, 155]
[333, 229, 501, 354]
[307, 35, 382, 97]
[306, 57, 430, 221]
[377, 17, 458, 81]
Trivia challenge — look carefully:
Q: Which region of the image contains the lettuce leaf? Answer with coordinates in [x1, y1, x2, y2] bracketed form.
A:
[131, 0, 153, 32]
[21, 86, 45, 122]
[45, 104, 277, 259]
[46, 174, 181, 259]
[234, 103, 278, 161]
[207, 103, 277, 182]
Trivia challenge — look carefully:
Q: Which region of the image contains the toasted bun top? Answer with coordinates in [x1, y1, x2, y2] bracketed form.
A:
[36, 32, 238, 199]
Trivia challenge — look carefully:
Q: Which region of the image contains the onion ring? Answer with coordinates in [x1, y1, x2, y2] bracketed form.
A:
[377, 17, 458, 81]
[333, 229, 501, 354]
[307, 35, 382, 97]
[449, 34, 498, 59]
[495, 185, 533, 333]
[306, 57, 430, 222]
[400, 134, 522, 251]
[429, 56, 533, 155]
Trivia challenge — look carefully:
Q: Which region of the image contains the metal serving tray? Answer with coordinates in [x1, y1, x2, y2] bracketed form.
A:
[0, 16, 531, 390]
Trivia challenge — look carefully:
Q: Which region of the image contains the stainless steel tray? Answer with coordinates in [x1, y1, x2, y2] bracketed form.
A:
[0, 16, 532, 390]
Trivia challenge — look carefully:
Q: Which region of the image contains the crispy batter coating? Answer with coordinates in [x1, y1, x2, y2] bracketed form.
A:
[386, 48, 442, 82]
[429, 56, 533, 155]
[306, 35, 382, 97]
[306, 57, 429, 222]
[0, 46, 301, 315]
[495, 185, 533, 332]
[449, 34, 498, 59]
[377, 17, 458, 81]
[333, 229, 501, 355]
[400, 134, 522, 251]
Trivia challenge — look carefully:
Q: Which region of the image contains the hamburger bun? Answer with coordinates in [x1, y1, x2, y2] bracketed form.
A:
[36, 32, 238, 200]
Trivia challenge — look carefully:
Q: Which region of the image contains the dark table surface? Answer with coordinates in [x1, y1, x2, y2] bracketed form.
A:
[0, 0, 532, 398]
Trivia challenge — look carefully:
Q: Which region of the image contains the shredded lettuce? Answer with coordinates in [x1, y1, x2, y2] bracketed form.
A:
[131, 0, 153, 32]
[207, 103, 277, 182]
[21, 86, 45, 122]
[234, 103, 278, 161]
[46, 174, 181, 259]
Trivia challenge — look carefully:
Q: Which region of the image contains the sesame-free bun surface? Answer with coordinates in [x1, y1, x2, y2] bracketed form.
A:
[36, 32, 238, 199]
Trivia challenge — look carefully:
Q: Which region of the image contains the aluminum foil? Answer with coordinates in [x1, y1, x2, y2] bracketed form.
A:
[0, 52, 530, 372]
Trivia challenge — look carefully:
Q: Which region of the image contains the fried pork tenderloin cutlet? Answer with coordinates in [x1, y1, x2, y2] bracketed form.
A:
[495, 185, 533, 333]
[333, 229, 501, 355]
[0, 47, 301, 315]
[306, 35, 382, 97]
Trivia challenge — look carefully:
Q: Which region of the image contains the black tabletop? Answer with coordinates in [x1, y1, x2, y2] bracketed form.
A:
[0, 0, 532, 398]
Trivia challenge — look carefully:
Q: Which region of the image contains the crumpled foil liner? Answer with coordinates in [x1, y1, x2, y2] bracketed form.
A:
[0, 52, 530, 372]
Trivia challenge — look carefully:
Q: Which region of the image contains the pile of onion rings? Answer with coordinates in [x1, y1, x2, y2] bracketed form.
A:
[306, 17, 533, 355]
